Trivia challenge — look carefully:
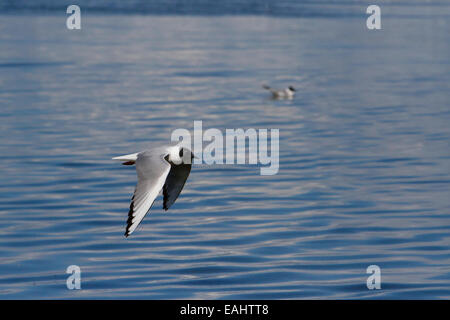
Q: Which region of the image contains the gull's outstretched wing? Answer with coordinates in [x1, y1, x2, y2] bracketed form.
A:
[162, 162, 192, 211]
[262, 84, 274, 92]
[125, 151, 170, 237]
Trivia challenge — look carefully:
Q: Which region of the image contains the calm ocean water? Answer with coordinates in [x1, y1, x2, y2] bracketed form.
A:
[0, 1, 449, 299]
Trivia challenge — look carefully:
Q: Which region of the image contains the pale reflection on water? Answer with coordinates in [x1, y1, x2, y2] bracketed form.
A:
[0, 12, 449, 298]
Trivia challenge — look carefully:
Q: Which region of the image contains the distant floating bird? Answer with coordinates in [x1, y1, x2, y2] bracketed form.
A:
[113, 142, 195, 237]
[263, 84, 296, 99]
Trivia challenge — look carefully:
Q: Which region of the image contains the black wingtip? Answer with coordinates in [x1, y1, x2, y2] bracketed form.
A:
[162, 200, 169, 211]
[124, 194, 135, 237]
[162, 185, 169, 211]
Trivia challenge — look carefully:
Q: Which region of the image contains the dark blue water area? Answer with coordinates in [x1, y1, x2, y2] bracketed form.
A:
[1, 0, 450, 19]
[0, 3, 449, 299]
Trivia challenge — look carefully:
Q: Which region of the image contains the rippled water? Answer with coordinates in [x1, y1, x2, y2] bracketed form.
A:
[0, 6, 450, 299]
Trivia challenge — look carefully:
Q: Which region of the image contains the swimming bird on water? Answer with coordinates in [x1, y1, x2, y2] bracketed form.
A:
[113, 142, 195, 237]
[263, 84, 296, 99]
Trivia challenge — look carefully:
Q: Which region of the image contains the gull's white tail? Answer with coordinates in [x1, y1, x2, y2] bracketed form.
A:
[112, 152, 139, 165]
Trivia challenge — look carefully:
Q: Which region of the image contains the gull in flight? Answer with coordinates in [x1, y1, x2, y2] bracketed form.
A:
[263, 84, 296, 99]
[113, 142, 195, 237]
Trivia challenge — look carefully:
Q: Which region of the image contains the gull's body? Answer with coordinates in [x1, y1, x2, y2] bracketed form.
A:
[263, 85, 296, 99]
[113, 142, 194, 237]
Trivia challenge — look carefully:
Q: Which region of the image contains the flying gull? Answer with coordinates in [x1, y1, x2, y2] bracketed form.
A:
[113, 142, 195, 237]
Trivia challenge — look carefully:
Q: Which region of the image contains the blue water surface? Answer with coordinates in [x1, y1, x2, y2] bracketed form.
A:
[0, 1, 449, 299]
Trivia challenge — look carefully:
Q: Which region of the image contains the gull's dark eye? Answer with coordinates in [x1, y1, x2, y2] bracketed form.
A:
[179, 148, 184, 157]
